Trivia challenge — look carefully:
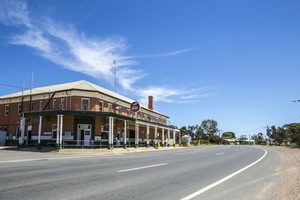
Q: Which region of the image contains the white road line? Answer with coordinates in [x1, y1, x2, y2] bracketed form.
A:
[181, 149, 268, 200]
[0, 156, 94, 164]
[176, 146, 232, 155]
[216, 152, 225, 156]
[117, 163, 168, 173]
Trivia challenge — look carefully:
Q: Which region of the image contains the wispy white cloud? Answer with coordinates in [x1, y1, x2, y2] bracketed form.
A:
[0, 0, 211, 104]
[133, 48, 193, 59]
[0, 0, 31, 27]
[136, 85, 214, 105]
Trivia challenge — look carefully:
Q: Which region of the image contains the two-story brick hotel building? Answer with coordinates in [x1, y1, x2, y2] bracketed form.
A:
[0, 80, 180, 149]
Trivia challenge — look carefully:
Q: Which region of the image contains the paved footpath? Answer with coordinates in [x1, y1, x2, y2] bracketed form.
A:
[0, 146, 181, 162]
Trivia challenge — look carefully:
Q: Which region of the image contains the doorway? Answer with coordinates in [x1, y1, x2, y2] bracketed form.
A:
[77, 124, 91, 146]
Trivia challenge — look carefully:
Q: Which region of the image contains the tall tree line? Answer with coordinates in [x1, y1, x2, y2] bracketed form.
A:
[180, 119, 221, 144]
[266, 123, 300, 146]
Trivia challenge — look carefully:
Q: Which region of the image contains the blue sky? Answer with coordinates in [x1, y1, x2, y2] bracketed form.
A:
[1, 0, 300, 138]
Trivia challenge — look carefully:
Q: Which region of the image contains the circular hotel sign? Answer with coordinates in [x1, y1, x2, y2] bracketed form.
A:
[130, 102, 141, 113]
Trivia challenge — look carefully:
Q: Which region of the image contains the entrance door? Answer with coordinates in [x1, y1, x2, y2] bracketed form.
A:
[77, 124, 92, 146]
[84, 130, 91, 146]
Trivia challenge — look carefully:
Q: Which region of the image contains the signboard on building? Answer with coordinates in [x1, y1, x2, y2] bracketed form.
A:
[130, 102, 140, 113]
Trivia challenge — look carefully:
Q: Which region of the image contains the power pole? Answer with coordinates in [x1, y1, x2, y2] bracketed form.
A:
[113, 60, 117, 93]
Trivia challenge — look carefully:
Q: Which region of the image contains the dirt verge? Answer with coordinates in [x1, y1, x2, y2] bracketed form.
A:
[269, 146, 300, 200]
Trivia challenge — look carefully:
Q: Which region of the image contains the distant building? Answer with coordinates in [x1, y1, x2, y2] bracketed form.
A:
[0, 80, 180, 148]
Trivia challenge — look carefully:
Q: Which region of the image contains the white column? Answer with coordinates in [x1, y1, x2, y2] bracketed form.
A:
[146, 125, 150, 147]
[108, 117, 113, 149]
[167, 129, 170, 146]
[123, 121, 127, 148]
[178, 130, 181, 145]
[19, 115, 25, 146]
[173, 130, 176, 146]
[56, 115, 60, 146]
[135, 123, 139, 147]
[59, 115, 63, 147]
[162, 128, 165, 146]
[38, 116, 42, 148]
[155, 126, 158, 146]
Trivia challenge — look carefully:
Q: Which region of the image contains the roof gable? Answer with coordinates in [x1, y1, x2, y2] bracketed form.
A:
[0, 80, 168, 118]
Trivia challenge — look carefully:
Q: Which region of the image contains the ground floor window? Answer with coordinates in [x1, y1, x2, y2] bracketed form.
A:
[52, 124, 57, 139]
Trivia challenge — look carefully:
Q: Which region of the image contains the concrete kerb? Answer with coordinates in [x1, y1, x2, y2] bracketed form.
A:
[0, 145, 185, 155]
[57, 146, 183, 155]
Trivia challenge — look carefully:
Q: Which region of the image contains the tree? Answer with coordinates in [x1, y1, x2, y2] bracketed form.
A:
[195, 124, 204, 141]
[200, 119, 219, 143]
[257, 132, 263, 139]
[222, 131, 236, 139]
[187, 125, 196, 138]
[274, 127, 287, 145]
[180, 126, 188, 137]
[210, 134, 221, 144]
[239, 135, 248, 145]
[283, 123, 300, 146]
[255, 132, 265, 145]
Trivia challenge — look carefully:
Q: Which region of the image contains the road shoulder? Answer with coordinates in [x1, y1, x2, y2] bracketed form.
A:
[267, 146, 300, 200]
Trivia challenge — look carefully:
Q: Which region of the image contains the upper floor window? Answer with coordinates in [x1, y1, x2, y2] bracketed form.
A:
[29, 102, 34, 111]
[81, 98, 90, 111]
[155, 118, 159, 123]
[99, 101, 104, 112]
[4, 105, 9, 116]
[144, 114, 149, 121]
[18, 104, 22, 115]
[127, 109, 130, 116]
[60, 99, 65, 109]
[117, 106, 122, 114]
[52, 99, 56, 109]
[108, 103, 112, 112]
[39, 101, 43, 111]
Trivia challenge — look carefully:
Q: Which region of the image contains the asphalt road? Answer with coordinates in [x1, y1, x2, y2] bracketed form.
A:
[0, 145, 282, 200]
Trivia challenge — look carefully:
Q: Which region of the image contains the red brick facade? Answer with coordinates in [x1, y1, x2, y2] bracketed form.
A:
[0, 81, 175, 147]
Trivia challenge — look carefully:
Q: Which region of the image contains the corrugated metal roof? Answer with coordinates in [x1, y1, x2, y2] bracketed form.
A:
[0, 80, 130, 100]
[0, 80, 168, 117]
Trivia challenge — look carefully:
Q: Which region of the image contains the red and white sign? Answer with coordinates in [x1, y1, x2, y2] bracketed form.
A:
[130, 102, 140, 113]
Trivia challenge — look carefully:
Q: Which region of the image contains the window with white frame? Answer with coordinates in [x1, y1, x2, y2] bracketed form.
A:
[16, 126, 20, 138]
[29, 102, 34, 111]
[81, 98, 90, 111]
[127, 109, 130, 116]
[18, 104, 22, 115]
[39, 101, 43, 111]
[117, 105, 122, 114]
[144, 114, 149, 121]
[4, 105, 9, 116]
[60, 99, 65, 109]
[52, 124, 57, 139]
[52, 99, 56, 109]
[108, 103, 112, 112]
[99, 101, 104, 112]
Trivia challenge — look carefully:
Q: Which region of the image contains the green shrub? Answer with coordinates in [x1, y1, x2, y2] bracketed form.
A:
[181, 139, 189, 147]
[192, 141, 199, 146]
[200, 139, 210, 145]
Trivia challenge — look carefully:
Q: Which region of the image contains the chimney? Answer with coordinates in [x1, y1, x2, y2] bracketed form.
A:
[148, 96, 154, 110]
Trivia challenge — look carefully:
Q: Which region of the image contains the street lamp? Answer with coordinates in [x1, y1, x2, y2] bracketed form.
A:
[113, 60, 118, 93]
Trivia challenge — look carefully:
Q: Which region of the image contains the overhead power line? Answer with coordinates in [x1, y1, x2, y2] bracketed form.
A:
[0, 83, 25, 89]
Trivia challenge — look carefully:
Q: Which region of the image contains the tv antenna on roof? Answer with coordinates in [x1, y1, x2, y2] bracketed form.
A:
[113, 60, 118, 93]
